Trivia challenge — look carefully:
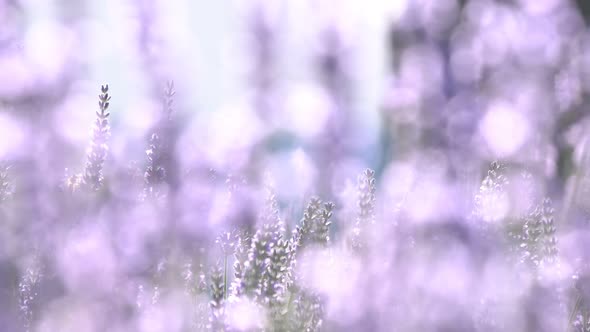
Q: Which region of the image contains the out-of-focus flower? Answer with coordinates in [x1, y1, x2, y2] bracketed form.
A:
[479, 102, 531, 158]
[474, 161, 510, 225]
[0, 164, 14, 202]
[350, 168, 376, 252]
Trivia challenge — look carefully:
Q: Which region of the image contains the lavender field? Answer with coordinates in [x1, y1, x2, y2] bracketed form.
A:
[2, 0, 590, 331]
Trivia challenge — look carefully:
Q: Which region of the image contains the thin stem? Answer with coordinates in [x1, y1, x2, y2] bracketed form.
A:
[223, 254, 228, 300]
[568, 292, 582, 331]
[561, 133, 590, 226]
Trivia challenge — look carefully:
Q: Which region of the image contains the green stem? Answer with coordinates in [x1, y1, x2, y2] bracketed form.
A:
[223, 254, 228, 300]
[561, 134, 590, 226]
[568, 292, 582, 331]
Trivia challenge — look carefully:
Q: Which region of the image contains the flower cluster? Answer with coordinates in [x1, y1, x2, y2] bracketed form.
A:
[518, 198, 559, 268]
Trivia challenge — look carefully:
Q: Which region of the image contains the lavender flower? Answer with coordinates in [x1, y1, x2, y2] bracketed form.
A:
[260, 183, 284, 237]
[216, 231, 237, 257]
[181, 262, 210, 330]
[291, 197, 323, 251]
[216, 231, 238, 303]
[162, 80, 175, 121]
[283, 197, 334, 331]
[571, 307, 590, 332]
[209, 263, 226, 332]
[290, 291, 323, 332]
[232, 185, 288, 306]
[233, 228, 271, 299]
[292, 197, 334, 256]
[64, 170, 82, 193]
[520, 198, 558, 268]
[310, 202, 334, 246]
[82, 84, 111, 191]
[232, 230, 252, 284]
[474, 161, 509, 223]
[356, 169, 376, 225]
[351, 168, 376, 251]
[0, 164, 13, 202]
[18, 257, 43, 332]
[143, 133, 166, 198]
[143, 81, 175, 199]
[262, 235, 289, 304]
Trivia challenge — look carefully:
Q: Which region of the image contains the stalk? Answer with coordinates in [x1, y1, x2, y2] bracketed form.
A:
[560, 133, 590, 226]
[223, 254, 228, 300]
[567, 292, 582, 331]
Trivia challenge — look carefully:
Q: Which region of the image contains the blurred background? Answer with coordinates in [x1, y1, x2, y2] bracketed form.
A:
[2, 0, 590, 331]
[2, 0, 590, 206]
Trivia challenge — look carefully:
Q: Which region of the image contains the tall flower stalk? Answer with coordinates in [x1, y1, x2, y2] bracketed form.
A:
[232, 230, 252, 291]
[0, 164, 13, 202]
[82, 85, 111, 191]
[209, 263, 226, 332]
[18, 256, 43, 332]
[144, 133, 166, 198]
[231, 185, 289, 308]
[351, 169, 376, 251]
[233, 226, 272, 299]
[285, 197, 334, 332]
[290, 290, 324, 332]
[520, 198, 559, 268]
[474, 161, 509, 223]
[216, 231, 236, 300]
[292, 197, 334, 253]
[291, 197, 321, 253]
[144, 81, 175, 199]
[472, 161, 510, 244]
